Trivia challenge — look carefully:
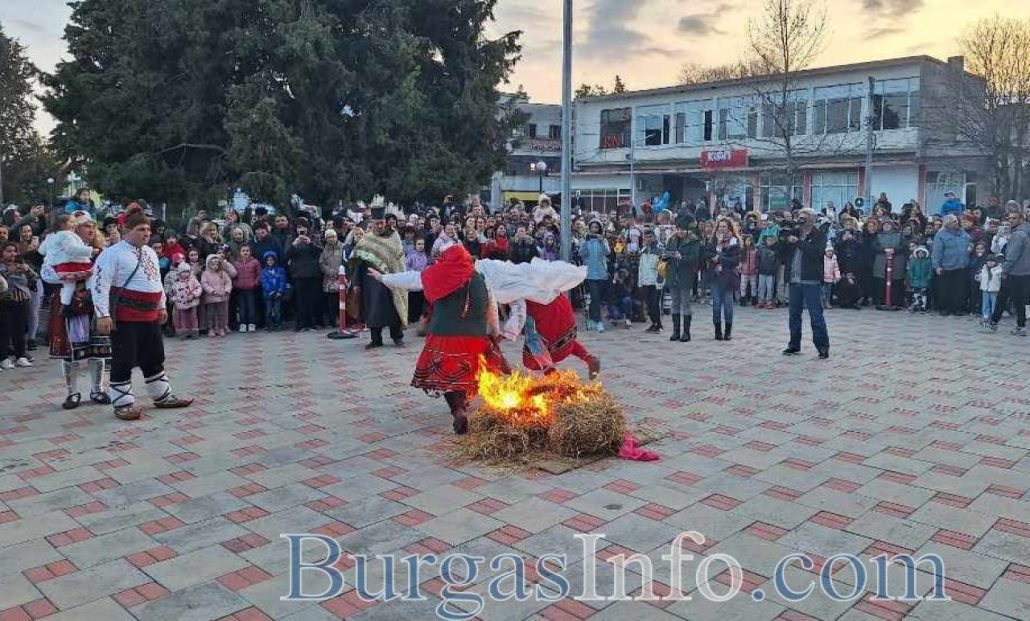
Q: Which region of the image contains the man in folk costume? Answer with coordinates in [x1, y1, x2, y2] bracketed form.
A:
[351, 205, 407, 349]
[477, 258, 600, 380]
[369, 241, 506, 434]
[92, 206, 193, 421]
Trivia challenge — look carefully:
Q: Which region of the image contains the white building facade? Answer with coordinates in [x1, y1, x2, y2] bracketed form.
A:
[489, 100, 563, 208]
[571, 55, 985, 215]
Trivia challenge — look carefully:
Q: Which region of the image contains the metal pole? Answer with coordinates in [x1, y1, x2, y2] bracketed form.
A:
[629, 143, 636, 211]
[559, 0, 573, 262]
[0, 144, 5, 206]
[864, 76, 875, 210]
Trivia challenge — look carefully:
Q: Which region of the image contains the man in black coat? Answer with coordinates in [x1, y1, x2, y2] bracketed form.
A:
[783, 208, 830, 359]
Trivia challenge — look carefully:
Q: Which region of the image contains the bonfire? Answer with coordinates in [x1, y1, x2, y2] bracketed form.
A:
[463, 362, 626, 462]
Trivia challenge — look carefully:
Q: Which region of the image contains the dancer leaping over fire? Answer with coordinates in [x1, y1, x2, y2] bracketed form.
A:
[369, 242, 507, 435]
[476, 258, 601, 380]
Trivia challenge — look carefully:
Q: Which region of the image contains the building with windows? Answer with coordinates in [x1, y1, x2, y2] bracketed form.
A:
[488, 97, 563, 208]
[571, 55, 986, 214]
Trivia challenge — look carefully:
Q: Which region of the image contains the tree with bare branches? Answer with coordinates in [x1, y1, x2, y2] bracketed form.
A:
[938, 16, 1030, 201]
[678, 60, 766, 86]
[746, 0, 831, 186]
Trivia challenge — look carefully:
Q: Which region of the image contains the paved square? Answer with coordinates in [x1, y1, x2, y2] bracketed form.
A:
[1, 307, 1028, 620]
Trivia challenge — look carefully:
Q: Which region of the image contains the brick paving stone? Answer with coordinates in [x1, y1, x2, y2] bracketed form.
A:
[36, 558, 148, 610]
[146, 546, 251, 591]
[26, 597, 136, 621]
[134, 582, 249, 621]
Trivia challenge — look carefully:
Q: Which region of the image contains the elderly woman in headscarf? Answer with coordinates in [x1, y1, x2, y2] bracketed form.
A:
[872, 218, 908, 306]
[319, 228, 345, 327]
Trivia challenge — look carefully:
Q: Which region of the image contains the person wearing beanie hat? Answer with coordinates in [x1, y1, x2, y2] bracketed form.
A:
[170, 261, 202, 339]
[201, 254, 233, 337]
[351, 210, 407, 348]
[92, 207, 193, 420]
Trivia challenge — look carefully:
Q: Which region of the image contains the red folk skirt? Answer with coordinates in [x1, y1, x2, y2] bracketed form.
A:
[411, 334, 506, 397]
[522, 295, 579, 369]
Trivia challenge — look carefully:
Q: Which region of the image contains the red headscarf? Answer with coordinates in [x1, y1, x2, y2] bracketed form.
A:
[421, 244, 475, 303]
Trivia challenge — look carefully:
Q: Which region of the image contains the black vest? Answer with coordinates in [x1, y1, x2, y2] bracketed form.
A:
[427, 272, 489, 337]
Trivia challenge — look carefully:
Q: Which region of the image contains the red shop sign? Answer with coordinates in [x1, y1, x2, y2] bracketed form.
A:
[700, 149, 748, 169]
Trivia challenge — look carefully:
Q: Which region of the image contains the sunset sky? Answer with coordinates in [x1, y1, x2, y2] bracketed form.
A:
[5, 0, 1030, 132]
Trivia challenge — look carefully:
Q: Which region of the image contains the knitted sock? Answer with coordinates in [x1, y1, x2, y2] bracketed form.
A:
[144, 371, 172, 403]
[62, 361, 79, 396]
[88, 359, 105, 395]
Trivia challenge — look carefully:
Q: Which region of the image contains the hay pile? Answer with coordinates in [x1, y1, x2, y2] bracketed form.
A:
[547, 392, 625, 458]
[461, 379, 626, 463]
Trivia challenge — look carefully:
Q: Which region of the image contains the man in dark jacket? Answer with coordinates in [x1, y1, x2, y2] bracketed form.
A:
[509, 225, 539, 264]
[783, 208, 830, 359]
[286, 222, 322, 331]
[251, 223, 282, 263]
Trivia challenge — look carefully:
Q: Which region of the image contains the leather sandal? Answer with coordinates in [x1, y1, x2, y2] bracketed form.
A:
[114, 406, 143, 421]
[91, 392, 111, 405]
[154, 395, 194, 409]
[62, 393, 82, 410]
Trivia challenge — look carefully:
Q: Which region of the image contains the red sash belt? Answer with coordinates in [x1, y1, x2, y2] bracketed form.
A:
[111, 287, 162, 322]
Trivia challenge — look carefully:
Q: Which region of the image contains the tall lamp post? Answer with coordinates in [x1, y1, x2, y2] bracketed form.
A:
[558, 0, 573, 262]
[47, 178, 55, 207]
[532, 160, 548, 195]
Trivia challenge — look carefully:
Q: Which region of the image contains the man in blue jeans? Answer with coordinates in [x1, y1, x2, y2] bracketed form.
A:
[783, 209, 830, 359]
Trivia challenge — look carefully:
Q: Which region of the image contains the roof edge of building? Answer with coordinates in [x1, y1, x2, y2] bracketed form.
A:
[575, 55, 956, 104]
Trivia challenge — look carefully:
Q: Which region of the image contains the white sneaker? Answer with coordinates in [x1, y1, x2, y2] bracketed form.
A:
[0, 359, 14, 370]
[248, 324, 256, 332]
[15, 357, 32, 368]
[239, 326, 248, 333]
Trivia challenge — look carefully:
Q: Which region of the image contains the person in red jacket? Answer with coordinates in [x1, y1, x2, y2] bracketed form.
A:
[232, 245, 262, 332]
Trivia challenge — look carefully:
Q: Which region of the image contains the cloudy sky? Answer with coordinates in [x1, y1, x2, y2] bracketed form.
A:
[4, 0, 1029, 131]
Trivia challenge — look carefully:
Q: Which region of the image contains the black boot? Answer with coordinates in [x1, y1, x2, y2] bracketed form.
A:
[669, 315, 681, 341]
[680, 315, 692, 342]
[724, 323, 733, 340]
[714, 321, 724, 341]
[444, 392, 468, 435]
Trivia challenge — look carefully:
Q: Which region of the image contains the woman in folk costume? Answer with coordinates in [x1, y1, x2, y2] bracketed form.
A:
[350, 206, 408, 348]
[477, 258, 601, 380]
[368, 241, 506, 435]
[40, 211, 112, 410]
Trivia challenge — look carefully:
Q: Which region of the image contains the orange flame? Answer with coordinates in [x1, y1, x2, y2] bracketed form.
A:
[476, 361, 601, 427]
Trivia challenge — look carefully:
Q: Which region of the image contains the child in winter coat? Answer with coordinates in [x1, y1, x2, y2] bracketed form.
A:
[967, 242, 988, 316]
[907, 245, 932, 313]
[822, 247, 841, 308]
[170, 263, 202, 339]
[260, 251, 287, 330]
[739, 235, 758, 305]
[978, 255, 1003, 327]
[201, 254, 233, 336]
[756, 235, 779, 308]
[607, 268, 634, 328]
[232, 245, 262, 332]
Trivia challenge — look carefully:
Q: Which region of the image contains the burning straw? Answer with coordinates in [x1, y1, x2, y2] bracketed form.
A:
[461, 364, 627, 463]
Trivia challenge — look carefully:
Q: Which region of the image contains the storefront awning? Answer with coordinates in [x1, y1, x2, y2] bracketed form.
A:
[503, 191, 543, 202]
